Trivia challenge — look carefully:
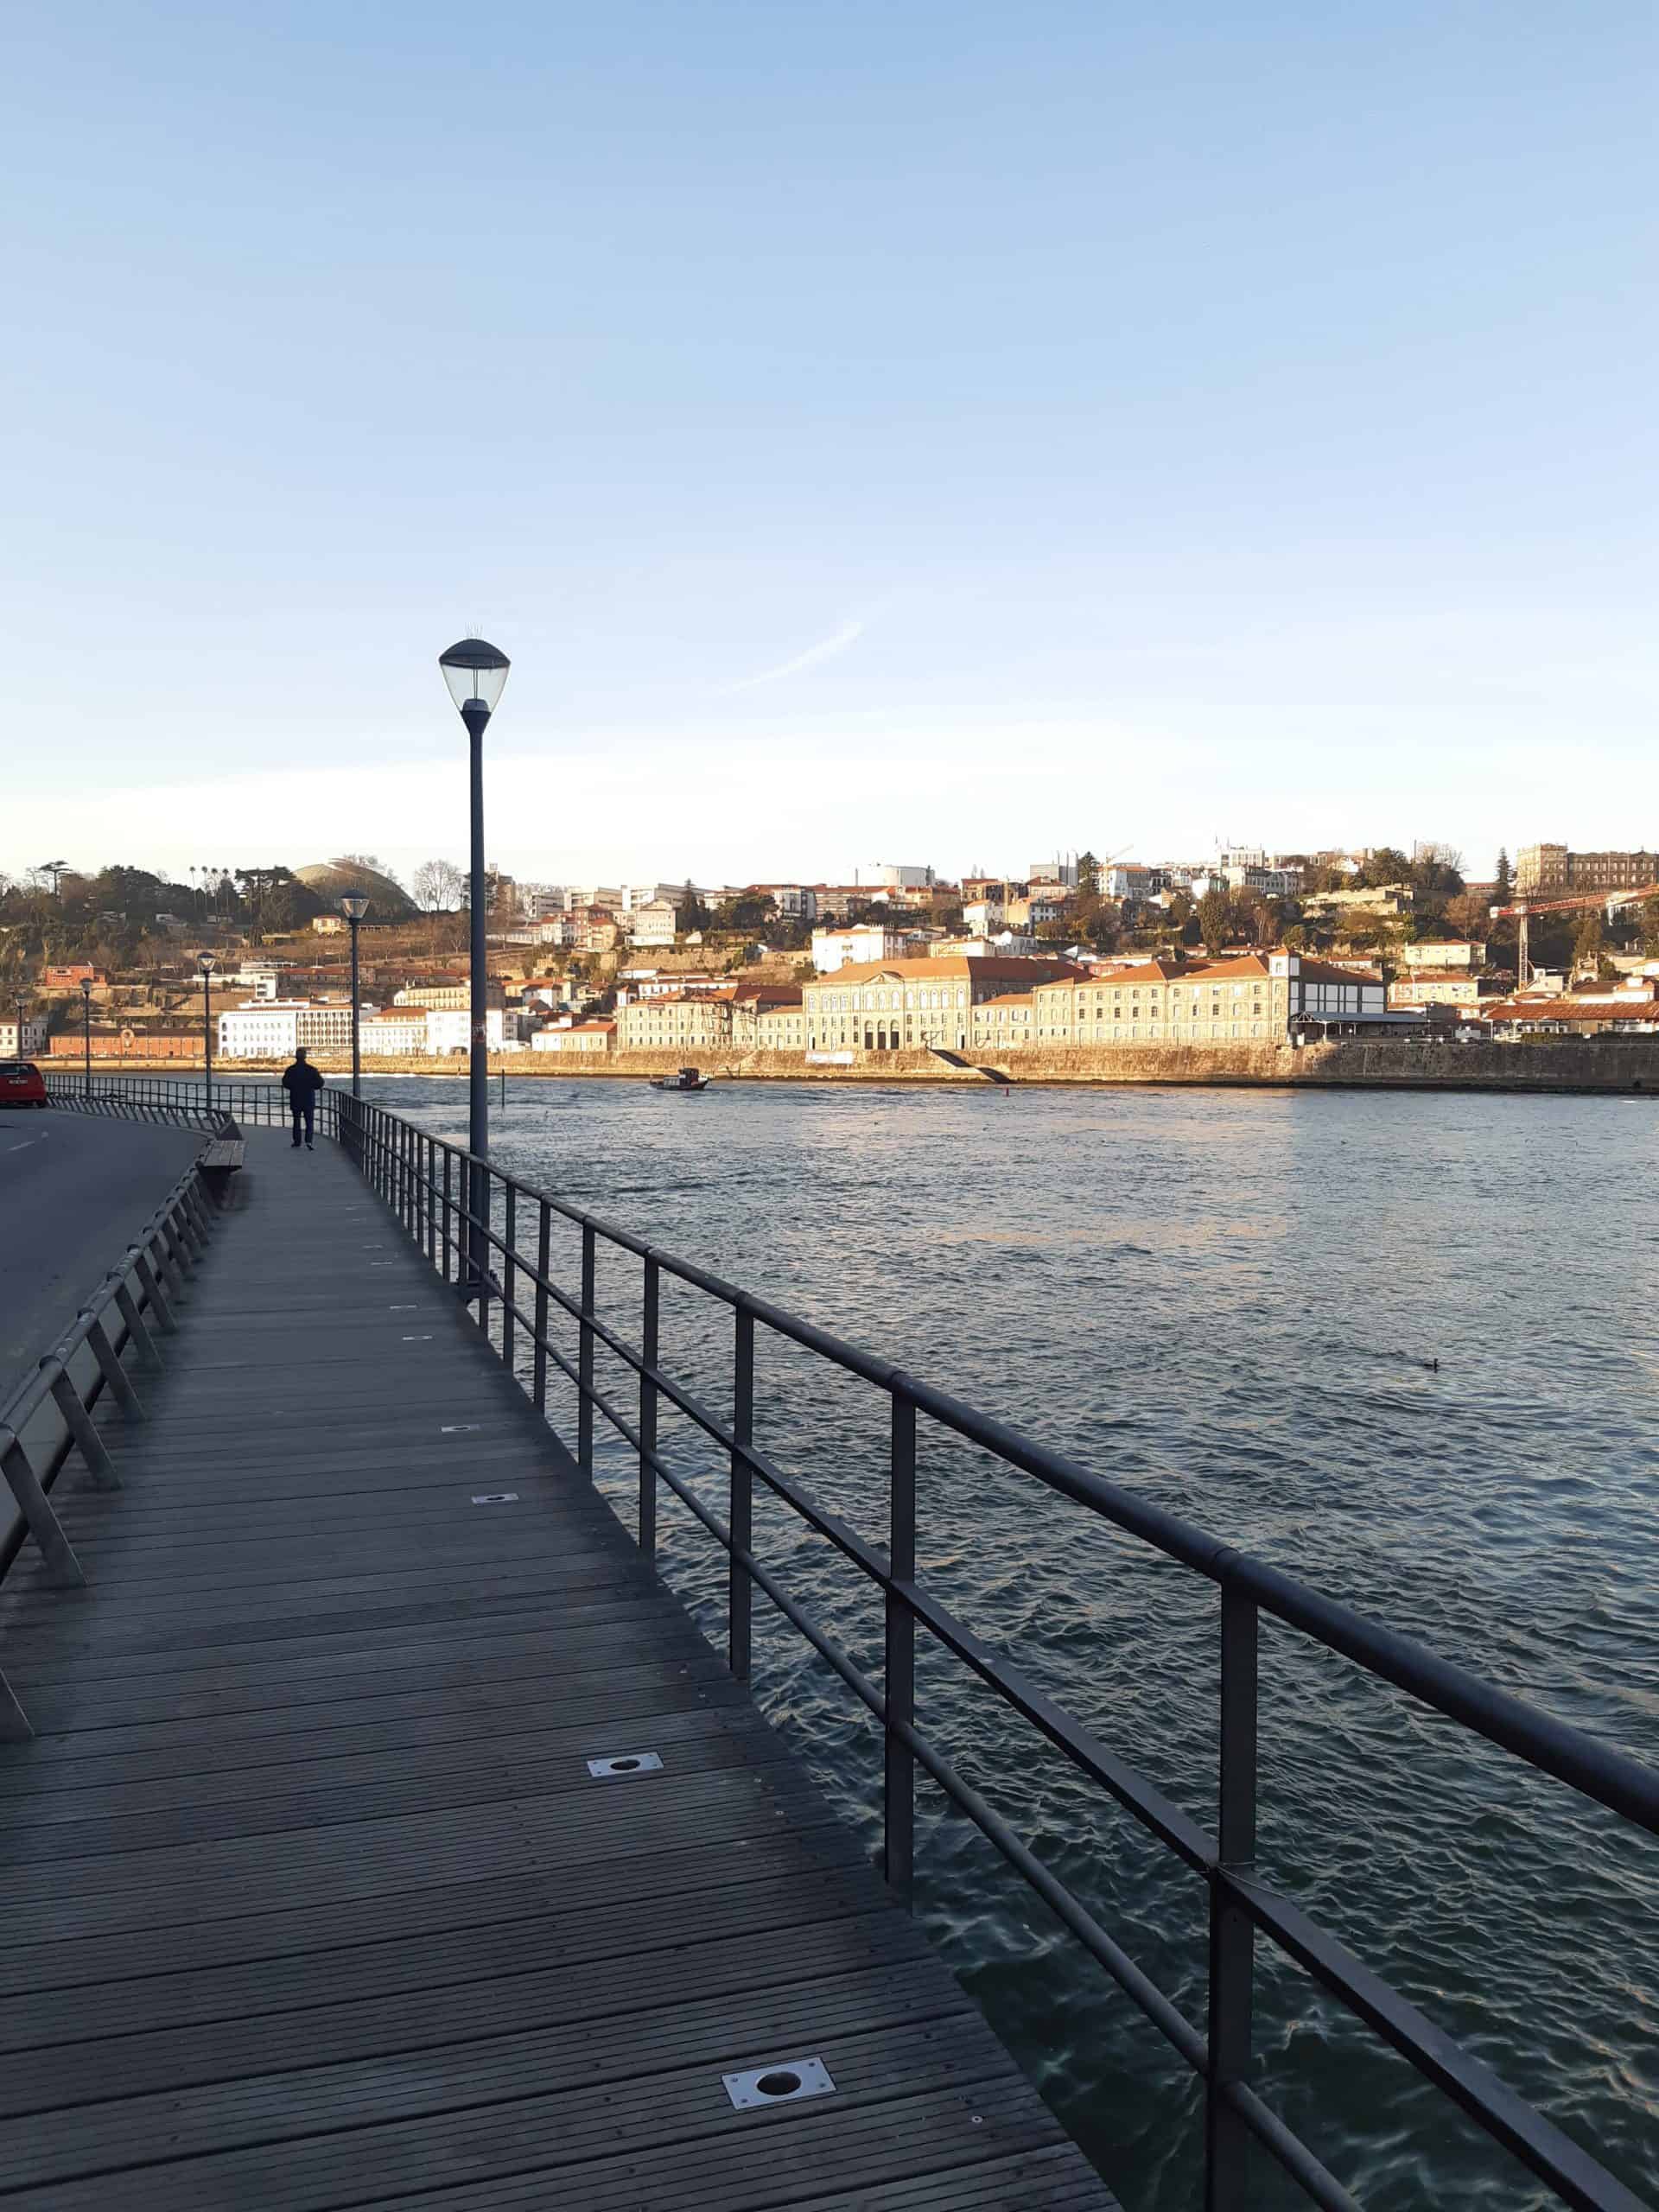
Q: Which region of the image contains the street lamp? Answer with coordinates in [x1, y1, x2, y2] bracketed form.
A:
[79, 977, 92, 1100]
[438, 636, 511, 1288]
[340, 896, 370, 1097]
[13, 993, 28, 1063]
[197, 953, 217, 1116]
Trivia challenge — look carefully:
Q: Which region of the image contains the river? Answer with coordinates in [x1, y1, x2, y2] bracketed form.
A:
[338, 1073, 1659, 2209]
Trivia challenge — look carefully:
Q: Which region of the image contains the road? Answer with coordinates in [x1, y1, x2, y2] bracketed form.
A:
[0, 1110, 203, 1407]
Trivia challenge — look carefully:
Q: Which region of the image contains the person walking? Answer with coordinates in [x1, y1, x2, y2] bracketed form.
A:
[280, 1046, 326, 1149]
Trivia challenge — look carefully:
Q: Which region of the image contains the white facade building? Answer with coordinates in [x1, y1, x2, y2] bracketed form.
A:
[628, 900, 679, 948]
[0, 1016, 49, 1057]
[860, 863, 934, 889]
[218, 1001, 368, 1059]
[812, 925, 916, 974]
[424, 1008, 516, 1055]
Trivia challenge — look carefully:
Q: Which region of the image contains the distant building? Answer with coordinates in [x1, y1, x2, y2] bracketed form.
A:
[1402, 939, 1485, 969]
[311, 915, 347, 935]
[617, 994, 734, 1055]
[803, 957, 1082, 1053]
[812, 925, 918, 973]
[753, 884, 818, 922]
[359, 1012, 429, 1056]
[627, 899, 679, 949]
[42, 963, 106, 992]
[0, 1016, 50, 1057]
[219, 1000, 366, 1059]
[531, 1020, 615, 1056]
[1516, 845, 1659, 896]
[424, 1008, 518, 1055]
[1480, 982, 1659, 1036]
[861, 863, 934, 889]
[1389, 974, 1484, 1009]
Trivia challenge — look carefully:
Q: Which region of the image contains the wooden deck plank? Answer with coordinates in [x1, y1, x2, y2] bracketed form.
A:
[0, 1126, 1119, 2210]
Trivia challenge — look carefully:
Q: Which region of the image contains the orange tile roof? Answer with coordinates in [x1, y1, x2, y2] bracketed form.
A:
[813, 957, 1083, 985]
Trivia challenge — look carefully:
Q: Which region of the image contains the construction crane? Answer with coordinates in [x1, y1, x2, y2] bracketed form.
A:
[1490, 883, 1659, 985]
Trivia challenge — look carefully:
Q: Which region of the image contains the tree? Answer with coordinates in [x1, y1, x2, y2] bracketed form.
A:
[412, 859, 466, 912]
[1493, 849, 1511, 903]
[1573, 912, 1605, 974]
[677, 880, 711, 931]
[1357, 847, 1412, 890]
[1075, 850, 1101, 896]
[1197, 889, 1231, 953]
[1643, 898, 1659, 958]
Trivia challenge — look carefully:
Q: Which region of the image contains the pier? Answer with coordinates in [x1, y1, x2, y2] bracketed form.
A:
[0, 1116, 1114, 2209]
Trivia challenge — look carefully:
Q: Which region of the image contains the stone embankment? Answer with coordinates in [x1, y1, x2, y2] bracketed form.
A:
[94, 1040, 1659, 1092]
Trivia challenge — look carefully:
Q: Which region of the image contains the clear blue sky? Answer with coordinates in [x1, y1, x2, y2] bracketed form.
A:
[3, 2, 1653, 888]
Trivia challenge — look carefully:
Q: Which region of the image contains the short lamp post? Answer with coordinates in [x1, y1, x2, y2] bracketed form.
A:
[79, 977, 93, 1100]
[340, 896, 370, 1097]
[14, 993, 29, 1064]
[438, 636, 511, 1290]
[197, 954, 217, 1116]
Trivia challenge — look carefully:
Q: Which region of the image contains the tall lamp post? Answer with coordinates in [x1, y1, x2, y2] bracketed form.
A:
[340, 896, 370, 1097]
[438, 637, 511, 1288]
[14, 993, 29, 1064]
[197, 953, 217, 1116]
[79, 977, 93, 1100]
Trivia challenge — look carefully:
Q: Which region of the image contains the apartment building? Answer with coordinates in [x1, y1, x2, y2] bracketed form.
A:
[627, 900, 679, 948]
[218, 1001, 365, 1058]
[1033, 954, 1389, 1045]
[359, 1012, 430, 1055]
[812, 925, 918, 973]
[1516, 845, 1659, 896]
[531, 1021, 615, 1056]
[1388, 975, 1483, 1009]
[0, 1016, 49, 1057]
[425, 1008, 518, 1054]
[1401, 939, 1485, 969]
[802, 957, 1080, 1052]
[617, 994, 735, 1054]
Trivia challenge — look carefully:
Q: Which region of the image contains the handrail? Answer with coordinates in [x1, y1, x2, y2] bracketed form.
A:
[0, 1150, 220, 1737]
[42, 1071, 335, 1135]
[332, 1092, 1657, 2212]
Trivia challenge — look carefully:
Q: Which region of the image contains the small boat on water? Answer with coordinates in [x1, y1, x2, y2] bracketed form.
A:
[649, 1065, 711, 1092]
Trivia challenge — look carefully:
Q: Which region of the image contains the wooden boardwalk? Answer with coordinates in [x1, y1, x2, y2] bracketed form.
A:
[0, 1127, 1117, 2209]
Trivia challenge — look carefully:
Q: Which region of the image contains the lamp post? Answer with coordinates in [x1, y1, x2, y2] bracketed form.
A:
[79, 977, 92, 1100]
[13, 993, 28, 1063]
[340, 896, 370, 1097]
[438, 637, 511, 1289]
[197, 954, 217, 1116]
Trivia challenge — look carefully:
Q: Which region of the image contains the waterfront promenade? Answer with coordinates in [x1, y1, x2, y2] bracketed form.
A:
[0, 1128, 1113, 2209]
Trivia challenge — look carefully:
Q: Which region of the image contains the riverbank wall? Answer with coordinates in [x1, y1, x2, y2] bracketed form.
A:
[79, 1039, 1659, 1092]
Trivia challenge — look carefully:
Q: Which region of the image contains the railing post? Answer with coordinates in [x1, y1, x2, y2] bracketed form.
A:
[442, 1150, 454, 1284]
[424, 1137, 437, 1264]
[729, 1306, 753, 1681]
[577, 1224, 595, 1472]
[86, 1315, 144, 1419]
[1205, 1586, 1259, 2211]
[0, 1436, 86, 1586]
[131, 1249, 176, 1334]
[503, 1186, 518, 1381]
[47, 1368, 119, 1490]
[533, 1200, 550, 1414]
[111, 1281, 163, 1370]
[639, 1255, 658, 1560]
[884, 1386, 916, 1904]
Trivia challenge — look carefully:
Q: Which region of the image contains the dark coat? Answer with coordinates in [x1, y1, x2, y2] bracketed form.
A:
[280, 1058, 326, 1098]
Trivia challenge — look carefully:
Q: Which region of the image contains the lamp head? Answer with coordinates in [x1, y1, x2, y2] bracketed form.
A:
[439, 637, 510, 720]
[340, 895, 370, 921]
[197, 953, 217, 977]
[79, 977, 92, 1000]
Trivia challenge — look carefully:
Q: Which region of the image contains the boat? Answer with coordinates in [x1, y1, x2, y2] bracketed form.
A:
[649, 1065, 711, 1092]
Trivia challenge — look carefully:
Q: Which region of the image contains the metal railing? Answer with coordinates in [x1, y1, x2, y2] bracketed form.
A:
[43, 1071, 339, 1135]
[332, 1090, 1657, 2211]
[0, 1155, 220, 1738]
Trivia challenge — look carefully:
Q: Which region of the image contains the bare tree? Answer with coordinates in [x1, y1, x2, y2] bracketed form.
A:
[412, 859, 466, 912]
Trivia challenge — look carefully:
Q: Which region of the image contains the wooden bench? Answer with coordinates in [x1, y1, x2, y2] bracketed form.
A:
[198, 1135, 246, 1205]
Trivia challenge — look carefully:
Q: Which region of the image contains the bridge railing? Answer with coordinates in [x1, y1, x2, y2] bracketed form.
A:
[0, 1155, 220, 1738]
[42, 1070, 337, 1133]
[334, 1091, 1657, 2212]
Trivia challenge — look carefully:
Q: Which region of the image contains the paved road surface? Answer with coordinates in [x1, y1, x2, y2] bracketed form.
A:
[0, 1111, 202, 1406]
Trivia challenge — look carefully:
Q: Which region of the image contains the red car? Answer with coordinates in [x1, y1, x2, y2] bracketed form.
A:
[0, 1061, 48, 1107]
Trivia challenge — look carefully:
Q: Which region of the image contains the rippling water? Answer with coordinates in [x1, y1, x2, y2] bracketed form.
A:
[333, 1073, 1659, 2209]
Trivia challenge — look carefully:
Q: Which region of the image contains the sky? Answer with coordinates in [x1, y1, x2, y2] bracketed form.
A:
[2, 1, 1654, 892]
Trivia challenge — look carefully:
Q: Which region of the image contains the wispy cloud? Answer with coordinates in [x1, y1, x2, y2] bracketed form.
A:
[721, 619, 865, 694]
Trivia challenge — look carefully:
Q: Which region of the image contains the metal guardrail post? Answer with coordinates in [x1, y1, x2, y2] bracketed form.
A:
[503, 1186, 518, 1378]
[577, 1224, 595, 1472]
[442, 1151, 454, 1285]
[0, 1436, 86, 1587]
[111, 1281, 163, 1370]
[639, 1255, 658, 1559]
[1205, 1587, 1259, 2210]
[533, 1200, 550, 1414]
[729, 1306, 753, 1682]
[885, 1388, 917, 1905]
[130, 1249, 176, 1334]
[85, 1315, 145, 1419]
[46, 1367, 119, 1490]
